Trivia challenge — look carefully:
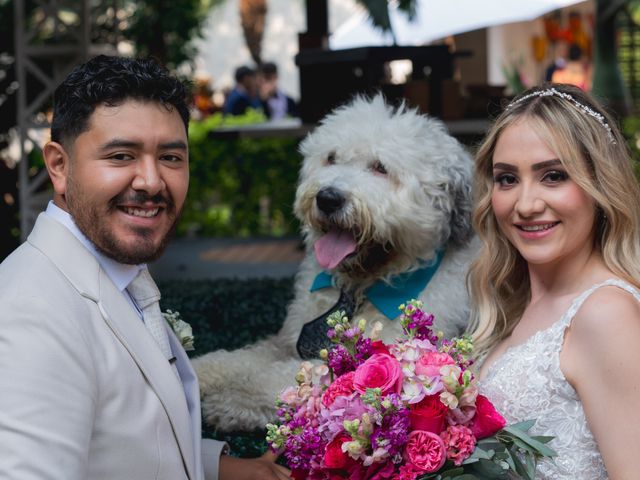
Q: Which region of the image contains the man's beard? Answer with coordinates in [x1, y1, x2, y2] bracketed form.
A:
[65, 178, 180, 265]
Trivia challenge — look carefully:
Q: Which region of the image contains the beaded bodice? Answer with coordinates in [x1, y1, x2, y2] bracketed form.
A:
[479, 279, 640, 479]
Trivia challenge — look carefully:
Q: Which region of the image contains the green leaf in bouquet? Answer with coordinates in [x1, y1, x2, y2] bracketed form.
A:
[508, 449, 530, 479]
[476, 437, 504, 451]
[508, 435, 537, 455]
[464, 446, 495, 462]
[468, 458, 510, 477]
[525, 451, 536, 479]
[505, 419, 536, 432]
[418, 466, 465, 479]
[531, 435, 554, 444]
[502, 424, 557, 458]
[501, 448, 517, 471]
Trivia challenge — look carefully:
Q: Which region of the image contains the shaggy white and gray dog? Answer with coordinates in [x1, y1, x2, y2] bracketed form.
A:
[192, 95, 478, 432]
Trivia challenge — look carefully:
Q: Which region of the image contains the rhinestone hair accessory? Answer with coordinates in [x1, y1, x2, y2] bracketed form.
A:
[506, 87, 616, 144]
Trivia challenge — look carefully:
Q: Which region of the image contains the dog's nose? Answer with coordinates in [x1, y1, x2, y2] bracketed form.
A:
[316, 187, 345, 215]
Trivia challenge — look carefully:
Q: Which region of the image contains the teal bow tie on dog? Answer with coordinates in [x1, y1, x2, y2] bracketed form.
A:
[309, 250, 445, 320]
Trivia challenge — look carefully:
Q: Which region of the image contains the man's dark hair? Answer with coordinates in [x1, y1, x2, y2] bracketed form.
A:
[259, 62, 278, 77]
[51, 55, 190, 146]
[568, 43, 583, 62]
[234, 65, 256, 83]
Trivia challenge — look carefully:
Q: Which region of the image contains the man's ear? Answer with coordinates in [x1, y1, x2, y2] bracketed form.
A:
[43, 141, 70, 196]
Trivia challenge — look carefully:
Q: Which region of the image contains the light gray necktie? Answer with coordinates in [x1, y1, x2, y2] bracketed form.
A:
[127, 268, 174, 362]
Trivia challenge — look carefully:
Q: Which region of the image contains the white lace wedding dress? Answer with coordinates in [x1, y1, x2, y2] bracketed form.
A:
[479, 279, 640, 479]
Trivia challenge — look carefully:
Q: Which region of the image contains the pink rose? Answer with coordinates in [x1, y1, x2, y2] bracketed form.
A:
[440, 425, 476, 466]
[415, 352, 456, 377]
[353, 353, 403, 396]
[409, 395, 448, 434]
[323, 433, 352, 469]
[403, 430, 447, 473]
[395, 462, 426, 480]
[322, 371, 356, 407]
[468, 395, 506, 439]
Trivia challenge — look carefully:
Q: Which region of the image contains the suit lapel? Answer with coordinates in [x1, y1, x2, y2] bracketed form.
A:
[168, 328, 204, 477]
[28, 214, 198, 480]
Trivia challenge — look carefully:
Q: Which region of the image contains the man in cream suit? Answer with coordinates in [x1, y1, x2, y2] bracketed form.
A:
[0, 55, 290, 480]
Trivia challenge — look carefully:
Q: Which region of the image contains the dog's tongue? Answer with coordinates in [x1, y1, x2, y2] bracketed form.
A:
[314, 230, 357, 270]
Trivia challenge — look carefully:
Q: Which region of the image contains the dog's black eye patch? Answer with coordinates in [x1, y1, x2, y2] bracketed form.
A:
[326, 152, 336, 165]
[371, 160, 388, 175]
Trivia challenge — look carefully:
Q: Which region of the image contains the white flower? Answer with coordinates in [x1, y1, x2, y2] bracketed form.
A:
[162, 309, 195, 351]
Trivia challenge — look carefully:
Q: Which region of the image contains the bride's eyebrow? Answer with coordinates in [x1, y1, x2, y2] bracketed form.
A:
[492, 162, 517, 172]
[531, 159, 562, 171]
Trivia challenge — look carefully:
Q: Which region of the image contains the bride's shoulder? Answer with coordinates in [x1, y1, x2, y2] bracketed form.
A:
[569, 281, 640, 346]
[561, 281, 640, 389]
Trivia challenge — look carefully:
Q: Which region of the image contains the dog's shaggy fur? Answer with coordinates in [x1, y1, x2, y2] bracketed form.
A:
[192, 95, 479, 432]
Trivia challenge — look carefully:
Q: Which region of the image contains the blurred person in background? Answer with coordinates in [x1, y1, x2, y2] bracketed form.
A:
[544, 40, 568, 82]
[222, 65, 264, 116]
[551, 43, 591, 91]
[259, 62, 298, 120]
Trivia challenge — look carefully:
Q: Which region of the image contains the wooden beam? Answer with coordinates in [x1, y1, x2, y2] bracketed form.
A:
[299, 0, 329, 50]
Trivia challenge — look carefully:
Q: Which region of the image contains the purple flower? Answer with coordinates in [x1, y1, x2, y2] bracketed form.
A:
[328, 344, 356, 376]
[284, 425, 326, 472]
[370, 394, 410, 459]
[354, 337, 373, 364]
[343, 326, 361, 340]
[318, 394, 372, 442]
[408, 310, 438, 344]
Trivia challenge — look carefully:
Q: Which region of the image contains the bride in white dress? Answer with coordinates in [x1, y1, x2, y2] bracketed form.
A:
[467, 83, 640, 479]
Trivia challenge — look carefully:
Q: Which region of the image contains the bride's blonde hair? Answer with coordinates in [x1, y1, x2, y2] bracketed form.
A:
[468, 83, 640, 356]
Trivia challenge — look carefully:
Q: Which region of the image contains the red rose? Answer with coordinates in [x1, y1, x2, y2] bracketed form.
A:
[371, 340, 391, 356]
[347, 460, 394, 480]
[409, 395, 448, 434]
[468, 395, 506, 439]
[291, 469, 308, 480]
[366, 460, 395, 479]
[323, 433, 352, 469]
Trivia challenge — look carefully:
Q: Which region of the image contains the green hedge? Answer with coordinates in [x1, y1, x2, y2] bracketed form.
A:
[158, 277, 295, 457]
[622, 115, 640, 179]
[181, 114, 303, 237]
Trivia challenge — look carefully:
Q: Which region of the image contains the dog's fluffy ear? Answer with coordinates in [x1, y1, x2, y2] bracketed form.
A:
[446, 149, 474, 246]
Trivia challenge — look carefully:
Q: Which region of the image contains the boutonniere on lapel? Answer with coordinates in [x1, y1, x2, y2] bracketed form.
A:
[162, 309, 195, 351]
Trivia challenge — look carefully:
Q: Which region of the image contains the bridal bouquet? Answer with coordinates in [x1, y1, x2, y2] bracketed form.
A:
[266, 300, 556, 479]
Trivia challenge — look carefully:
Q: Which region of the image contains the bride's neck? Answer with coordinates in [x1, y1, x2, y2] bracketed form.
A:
[527, 248, 606, 301]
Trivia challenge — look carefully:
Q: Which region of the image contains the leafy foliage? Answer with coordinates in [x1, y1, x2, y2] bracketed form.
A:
[123, 0, 224, 70]
[183, 112, 302, 237]
[356, 0, 418, 40]
[621, 115, 640, 179]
